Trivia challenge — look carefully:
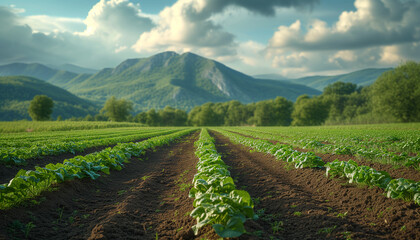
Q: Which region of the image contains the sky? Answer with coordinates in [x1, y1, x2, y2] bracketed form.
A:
[0, 0, 419, 78]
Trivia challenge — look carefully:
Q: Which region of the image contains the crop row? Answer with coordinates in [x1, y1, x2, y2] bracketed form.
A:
[239, 126, 420, 153]
[227, 128, 419, 170]
[0, 129, 181, 166]
[215, 129, 420, 205]
[0, 129, 159, 147]
[189, 129, 257, 238]
[0, 128, 196, 209]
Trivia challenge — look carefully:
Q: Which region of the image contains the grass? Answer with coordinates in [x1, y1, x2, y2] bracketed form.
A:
[0, 121, 144, 133]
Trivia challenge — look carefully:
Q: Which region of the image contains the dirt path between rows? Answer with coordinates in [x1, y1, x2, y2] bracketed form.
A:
[211, 131, 419, 240]
[228, 130, 420, 181]
[0, 137, 154, 184]
[0, 131, 218, 240]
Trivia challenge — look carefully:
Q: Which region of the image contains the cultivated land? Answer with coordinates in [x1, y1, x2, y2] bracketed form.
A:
[0, 123, 419, 239]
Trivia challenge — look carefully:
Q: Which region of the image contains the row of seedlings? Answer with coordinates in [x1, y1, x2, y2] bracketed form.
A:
[0, 129, 181, 166]
[215, 129, 420, 205]
[0, 128, 196, 209]
[189, 128, 257, 238]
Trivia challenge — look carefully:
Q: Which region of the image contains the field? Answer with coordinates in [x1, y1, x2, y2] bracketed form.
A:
[0, 122, 419, 239]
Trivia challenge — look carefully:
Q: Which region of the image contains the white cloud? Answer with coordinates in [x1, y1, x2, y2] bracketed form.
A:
[21, 15, 84, 33]
[0, 1, 156, 69]
[78, 0, 155, 48]
[265, 0, 420, 77]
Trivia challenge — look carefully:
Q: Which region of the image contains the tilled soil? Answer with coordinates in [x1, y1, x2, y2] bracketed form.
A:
[0, 132, 219, 240]
[211, 131, 420, 240]
[0, 137, 152, 184]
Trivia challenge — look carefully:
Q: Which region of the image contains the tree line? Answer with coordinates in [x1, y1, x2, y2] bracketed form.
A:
[29, 61, 420, 125]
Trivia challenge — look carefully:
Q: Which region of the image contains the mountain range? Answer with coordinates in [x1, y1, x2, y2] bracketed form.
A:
[254, 68, 391, 91]
[0, 76, 97, 121]
[0, 51, 391, 119]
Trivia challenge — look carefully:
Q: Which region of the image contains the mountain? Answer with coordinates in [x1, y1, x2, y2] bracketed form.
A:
[47, 63, 98, 74]
[253, 73, 288, 81]
[258, 68, 391, 91]
[63, 52, 321, 111]
[0, 63, 92, 87]
[0, 52, 321, 112]
[0, 76, 98, 121]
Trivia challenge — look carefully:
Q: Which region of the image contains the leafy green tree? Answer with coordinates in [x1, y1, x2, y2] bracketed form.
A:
[134, 112, 147, 124]
[146, 109, 160, 126]
[158, 106, 187, 126]
[272, 96, 293, 126]
[224, 100, 246, 126]
[253, 101, 275, 126]
[323, 81, 358, 95]
[292, 95, 329, 126]
[173, 109, 188, 126]
[371, 61, 420, 122]
[100, 96, 133, 122]
[28, 95, 54, 121]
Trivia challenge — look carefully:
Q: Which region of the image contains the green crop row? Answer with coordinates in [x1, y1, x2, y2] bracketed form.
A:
[228, 128, 419, 170]
[215, 129, 420, 205]
[0, 128, 196, 209]
[189, 128, 257, 238]
[0, 129, 181, 166]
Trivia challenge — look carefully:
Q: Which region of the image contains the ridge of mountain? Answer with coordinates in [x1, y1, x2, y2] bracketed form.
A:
[2, 53, 390, 113]
[0, 76, 98, 120]
[254, 68, 392, 91]
[63, 51, 321, 111]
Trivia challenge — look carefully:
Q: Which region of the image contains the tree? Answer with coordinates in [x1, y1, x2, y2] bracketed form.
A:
[146, 109, 160, 126]
[291, 95, 329, 126]
[371, 61, 420, 122]
[28, 95, 54, 121]
[100, 96, 133, 122]
[323, 81, 358, 95]
[272, 97, 293, 126]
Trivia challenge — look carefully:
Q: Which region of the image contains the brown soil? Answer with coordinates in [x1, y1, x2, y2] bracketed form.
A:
[230, 130, 420, 182]
[0, 138, 150, 184]
[0, 131, 219, 240]
[210, 131, 420, 240]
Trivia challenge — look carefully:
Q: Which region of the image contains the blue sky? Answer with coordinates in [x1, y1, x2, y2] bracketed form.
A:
[0, 0, 419, 77]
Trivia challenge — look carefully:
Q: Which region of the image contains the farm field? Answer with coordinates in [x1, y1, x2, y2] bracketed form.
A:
[0, 123, 419, 239]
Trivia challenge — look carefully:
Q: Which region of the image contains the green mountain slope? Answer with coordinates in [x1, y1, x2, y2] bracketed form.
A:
[0, 63, 92, 87]
[65, 52, 321, 111]
[254, 68, 391, 91]
[0, 76, 97, 121]
[294, 68, 391, 91]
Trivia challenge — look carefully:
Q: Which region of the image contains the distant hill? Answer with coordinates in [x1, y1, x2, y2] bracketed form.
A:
[47, 63, 98, 74]
[253, 73, 288, 81]
[256, 68, 391, 91]
[0, 76, 98, 121]
[0, 52, 321, 112]
[62, 52, 321, 111]
[0, 63, 92, 87]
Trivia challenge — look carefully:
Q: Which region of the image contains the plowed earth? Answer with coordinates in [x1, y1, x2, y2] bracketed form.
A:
[210, 131, 419, 240]
[0, 132, 221, 240]
[1, 131, 419, 240]
[229, 131, 420, 181]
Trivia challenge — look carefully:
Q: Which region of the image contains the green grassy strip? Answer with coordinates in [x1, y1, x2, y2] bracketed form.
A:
[189, 128, 257, 238]
[0, 129, 182, 166]
[0, 128, 196, 209]
[214, 129, 420, 205]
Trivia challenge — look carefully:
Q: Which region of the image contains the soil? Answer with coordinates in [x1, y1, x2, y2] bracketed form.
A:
[0, 130, 419, 240]
[210, 131, 420, 240]
[0, 132, 219, 240]
[0, 138, 150, 184]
